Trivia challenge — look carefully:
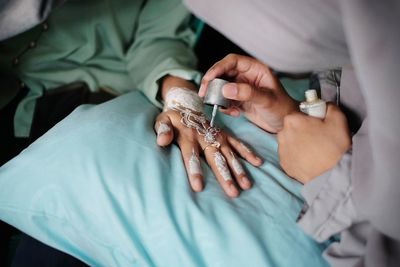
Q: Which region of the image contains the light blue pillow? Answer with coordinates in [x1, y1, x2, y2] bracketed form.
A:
[0, 91, 327, 267]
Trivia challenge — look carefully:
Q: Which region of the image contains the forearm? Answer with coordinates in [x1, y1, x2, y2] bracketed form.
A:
[125, 0, 201, 108]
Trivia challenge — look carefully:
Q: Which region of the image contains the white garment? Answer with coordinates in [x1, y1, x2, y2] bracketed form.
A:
[184, 0, 400, 266]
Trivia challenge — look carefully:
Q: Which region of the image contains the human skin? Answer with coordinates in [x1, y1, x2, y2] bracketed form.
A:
[154, 74, 262, 198]
[200, 54, 351, 183]
[199, 54, 299, 134]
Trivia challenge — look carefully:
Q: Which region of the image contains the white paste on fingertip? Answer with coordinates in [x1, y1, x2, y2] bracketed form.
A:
[214, 151, 232, 181]
[189, 149, 202, 175]
[230, 152, 244, 175]
[157, 122, 171, 136]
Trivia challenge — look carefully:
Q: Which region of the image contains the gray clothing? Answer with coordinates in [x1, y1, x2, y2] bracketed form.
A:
[185, 0, 400, 266]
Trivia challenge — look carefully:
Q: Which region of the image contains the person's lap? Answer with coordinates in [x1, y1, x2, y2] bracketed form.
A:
[0, 91, 328, 266]
[0, 84, 111, 267]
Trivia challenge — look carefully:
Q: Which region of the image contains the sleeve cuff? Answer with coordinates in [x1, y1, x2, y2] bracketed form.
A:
[296, 152, 358, 242]
[138, 57, 202, 109]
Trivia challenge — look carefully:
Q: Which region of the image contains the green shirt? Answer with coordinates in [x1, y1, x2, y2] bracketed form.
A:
[0, 0, 201, 137]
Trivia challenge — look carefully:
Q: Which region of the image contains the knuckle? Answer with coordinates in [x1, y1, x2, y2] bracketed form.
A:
[225, 53, 237, 61]
[242, 85, 254, 100]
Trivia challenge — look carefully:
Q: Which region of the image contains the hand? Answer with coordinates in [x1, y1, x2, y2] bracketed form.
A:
[199, 54, 298, 133]
[155, 75, 262, 198]
[277, 104, 352, 184]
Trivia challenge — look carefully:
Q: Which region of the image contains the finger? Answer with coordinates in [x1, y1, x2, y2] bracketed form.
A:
[187, 148, 204, 192]
[198, 80, 208, 98]
[219, 107, 241, 117]
[154, 114, 174, 146]
[325, 103, 347, 123]
[203, 145, 239, 198]
[221, 147, 252, 190]
[200, 53, 274, 96]
[227, 136, 263, 166]
[199, 54, 242, 97]
[177, 138, 204, 192]
[222, 82, 274, 106]
[202, 54, 241, 81]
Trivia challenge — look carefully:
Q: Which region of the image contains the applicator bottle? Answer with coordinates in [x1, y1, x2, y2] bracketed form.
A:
[299, 89, 327, 119]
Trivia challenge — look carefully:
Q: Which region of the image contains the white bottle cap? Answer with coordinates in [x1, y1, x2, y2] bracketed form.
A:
[305, 89, 318, 102]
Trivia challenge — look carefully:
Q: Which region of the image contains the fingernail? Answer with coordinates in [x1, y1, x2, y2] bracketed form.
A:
[255, 157, 263, 164]
[198, 87, 205, 97]
[157, 122, 170, 137]
[223, 83, 237, 98]
[199, 82, 207, 97]
[241, 176, 251, 187]
[192, 177, 203, 192]
[230, 184, 239, 197]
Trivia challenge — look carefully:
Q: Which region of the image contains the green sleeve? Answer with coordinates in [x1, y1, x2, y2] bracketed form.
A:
[125, 0, 201, 108]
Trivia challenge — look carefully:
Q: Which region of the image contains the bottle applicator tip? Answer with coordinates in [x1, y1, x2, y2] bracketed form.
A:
[210, 104, 218, 127]
[203, 78, 230, 127]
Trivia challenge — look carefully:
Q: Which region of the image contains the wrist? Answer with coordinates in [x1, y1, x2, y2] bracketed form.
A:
[160, 75, 197, 101]
[164, 87, 204, 114]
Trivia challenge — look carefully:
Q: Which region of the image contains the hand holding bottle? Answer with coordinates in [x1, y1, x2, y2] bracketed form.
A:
[277, 104, 351, 183]
[199, 54, 299, 133]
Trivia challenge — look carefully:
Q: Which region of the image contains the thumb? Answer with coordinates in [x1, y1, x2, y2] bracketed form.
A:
[154, 114, 174, 146]
[222, 82, 273, 106]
